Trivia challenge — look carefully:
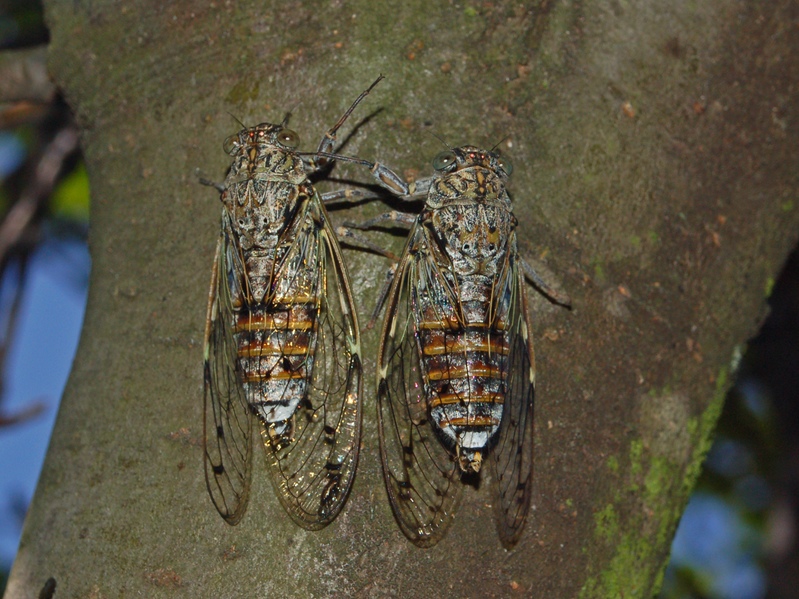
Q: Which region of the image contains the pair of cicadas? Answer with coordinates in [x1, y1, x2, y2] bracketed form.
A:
[202, 77, 566, 548]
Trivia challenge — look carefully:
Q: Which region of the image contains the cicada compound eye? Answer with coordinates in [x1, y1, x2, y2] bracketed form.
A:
[497, 156, 513, 176]
[432, 151, 457, 172]
[278, 129, 300, 149]
[222, 134, 239, 155]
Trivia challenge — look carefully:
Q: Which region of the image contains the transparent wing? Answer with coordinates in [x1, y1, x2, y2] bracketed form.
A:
[203, 225, 254, 525]
[489, 249, 535, 548]
[377, 225, 462, 547]
[262, 196, 363, 528]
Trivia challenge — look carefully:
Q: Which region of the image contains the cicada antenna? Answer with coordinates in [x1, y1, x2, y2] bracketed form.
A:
[226, 112, 248, 129]
[427, 130, 453, 151]
[490, 135, 511, 152]
[281, 101, 302, 128]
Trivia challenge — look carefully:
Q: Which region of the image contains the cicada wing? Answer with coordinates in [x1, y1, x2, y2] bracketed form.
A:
[489, 251, 535, 548]
[377, 226, 462, 547]
[203, 226, 254, 525]
[261, 197, 363, 528]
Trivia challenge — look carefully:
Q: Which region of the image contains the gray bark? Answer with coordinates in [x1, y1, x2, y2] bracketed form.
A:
[6, 1, 799, 597]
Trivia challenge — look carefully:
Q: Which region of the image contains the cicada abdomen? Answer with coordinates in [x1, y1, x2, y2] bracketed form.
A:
[327, 144, 565, 547]
[203, 78, 381, 529]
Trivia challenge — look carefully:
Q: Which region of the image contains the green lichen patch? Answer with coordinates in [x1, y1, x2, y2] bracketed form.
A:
[581, 371, 729, 598]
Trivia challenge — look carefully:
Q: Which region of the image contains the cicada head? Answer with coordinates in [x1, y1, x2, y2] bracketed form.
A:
[223, 123, 301, 156]
[432, 146, 513, 179]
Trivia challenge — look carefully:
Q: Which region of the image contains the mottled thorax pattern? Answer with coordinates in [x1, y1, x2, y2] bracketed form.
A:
[223, 125, 307, 250]
[223, 125, 308, 303]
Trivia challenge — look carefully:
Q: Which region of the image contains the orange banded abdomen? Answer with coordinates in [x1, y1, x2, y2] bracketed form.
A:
[418, 323, 509, 457]
[236, 300, 319, 436]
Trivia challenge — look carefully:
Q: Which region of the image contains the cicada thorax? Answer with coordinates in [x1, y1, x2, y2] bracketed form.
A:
[222, 134, 307, 256]
[414, 184, 518, 474]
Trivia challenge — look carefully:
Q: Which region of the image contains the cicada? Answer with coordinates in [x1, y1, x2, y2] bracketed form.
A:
[202, 78, 382, 529]
[327, 144, 568, 547]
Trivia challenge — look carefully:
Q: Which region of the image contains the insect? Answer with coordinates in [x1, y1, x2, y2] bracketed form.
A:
[202, 77, 382, 529]
[325, 144, 568, 547]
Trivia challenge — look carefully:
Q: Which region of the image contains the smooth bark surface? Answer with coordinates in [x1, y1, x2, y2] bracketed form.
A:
[6, 1, 799, 597]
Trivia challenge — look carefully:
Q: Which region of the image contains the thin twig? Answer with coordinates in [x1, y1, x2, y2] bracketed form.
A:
[0, 126, 80, 262]
[0, 46, 56, 103]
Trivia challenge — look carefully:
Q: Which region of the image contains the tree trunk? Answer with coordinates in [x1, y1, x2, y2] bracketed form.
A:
[6, 1, 798, 597]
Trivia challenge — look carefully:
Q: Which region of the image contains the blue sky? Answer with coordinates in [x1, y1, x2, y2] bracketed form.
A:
[0, 238, 89, 569]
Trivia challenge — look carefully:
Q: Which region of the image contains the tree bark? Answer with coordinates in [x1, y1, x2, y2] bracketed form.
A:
[6, 1, 799, 597]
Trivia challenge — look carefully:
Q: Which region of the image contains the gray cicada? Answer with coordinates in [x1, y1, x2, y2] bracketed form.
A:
[202, 77, 382, 529]
[327, 144, 568, 547]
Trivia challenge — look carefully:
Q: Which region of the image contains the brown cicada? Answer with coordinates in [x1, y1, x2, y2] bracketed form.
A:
[325, 144, 568, 547]
[202, 77, 382, 529]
